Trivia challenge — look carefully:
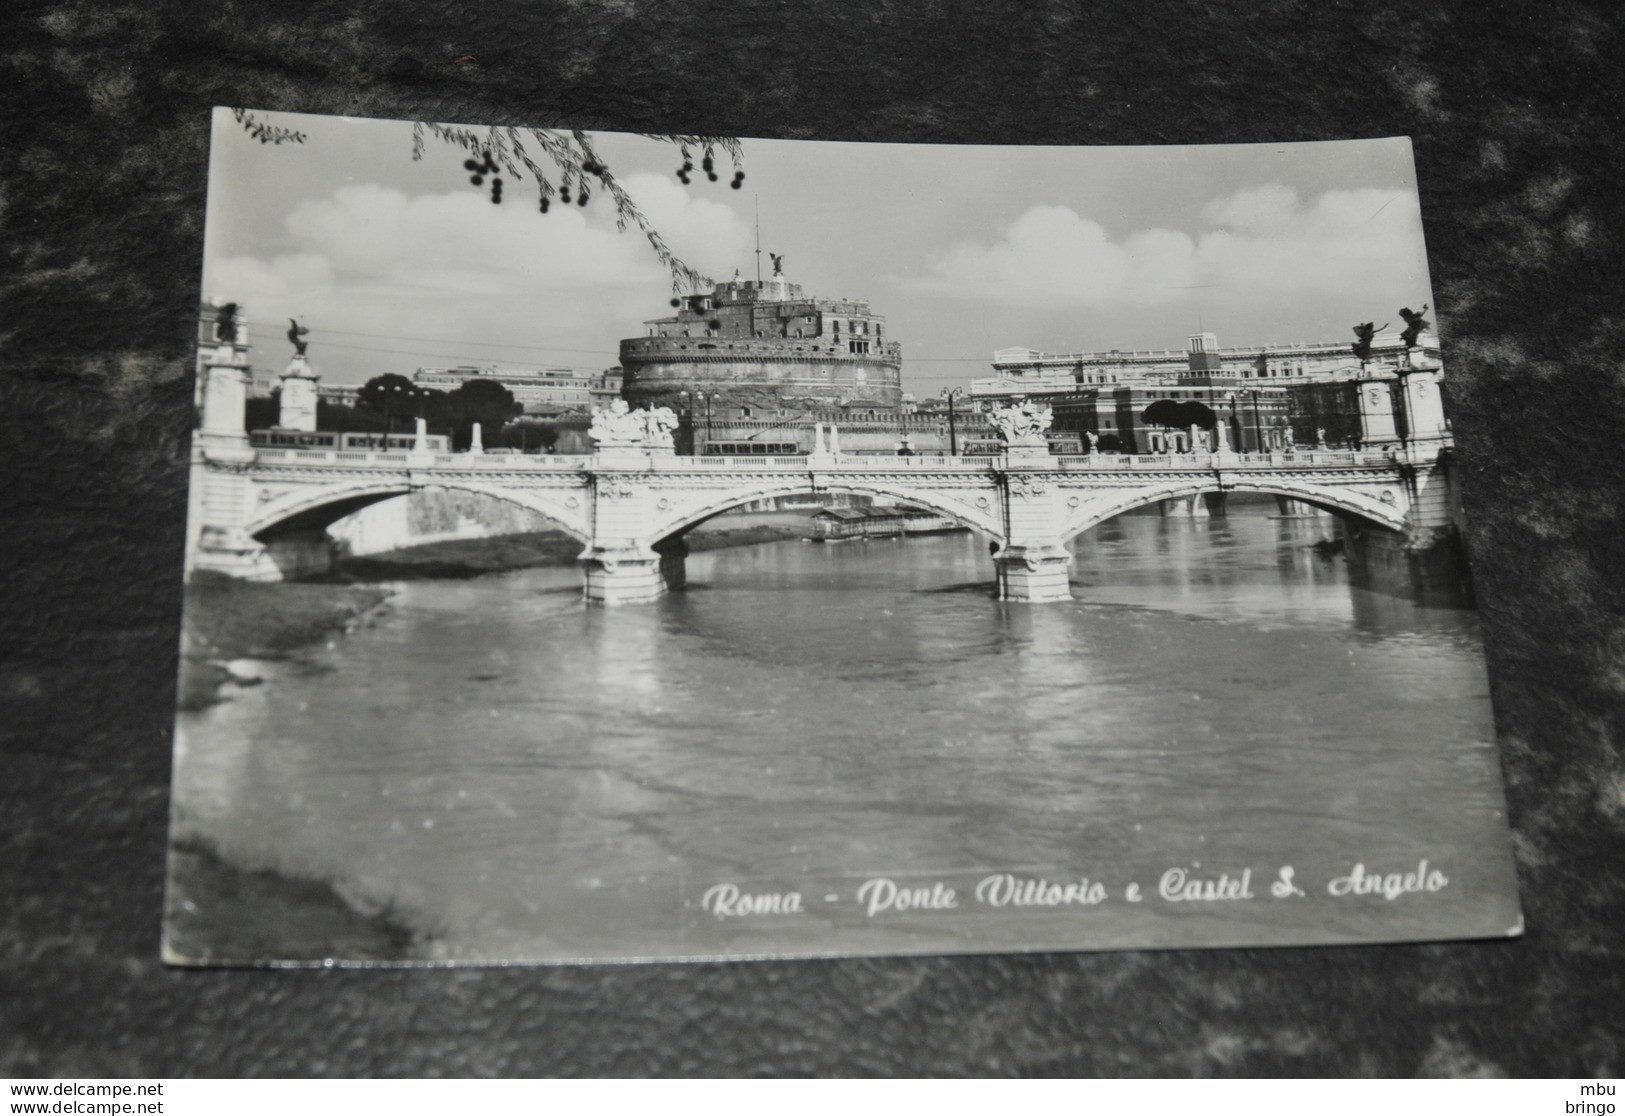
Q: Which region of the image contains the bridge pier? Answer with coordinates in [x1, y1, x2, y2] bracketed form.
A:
[993, 544, 1073, 602]
[1341, 522, 1472, 606]
[192, 527, 335, 581]
[654, 535, 688, 592]
[579, 546, 667, 605]
[1274, 495, 1320, 517]
[260, 530, 336, 580]
[1159, 492, 1227, 518]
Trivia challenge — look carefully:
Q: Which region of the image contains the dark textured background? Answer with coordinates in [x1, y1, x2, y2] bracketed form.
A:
[2, 0, 1623, 1077]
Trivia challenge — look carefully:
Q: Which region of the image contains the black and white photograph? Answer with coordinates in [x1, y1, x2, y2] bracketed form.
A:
[164, 107, 1521, 965]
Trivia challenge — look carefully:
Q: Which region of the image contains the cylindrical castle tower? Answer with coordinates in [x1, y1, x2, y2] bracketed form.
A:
[618, 272, 903, 420]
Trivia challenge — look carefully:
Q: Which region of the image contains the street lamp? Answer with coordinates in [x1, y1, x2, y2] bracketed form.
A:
[693, 390, 710, 455]
[382, 379, 413, 439]
[940, 386, 965, 456]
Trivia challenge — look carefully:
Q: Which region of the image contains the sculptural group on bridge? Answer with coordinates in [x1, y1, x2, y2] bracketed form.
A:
[587, 399, 679, 449]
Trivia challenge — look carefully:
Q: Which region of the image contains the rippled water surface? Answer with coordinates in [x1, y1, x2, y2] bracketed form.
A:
[172, 510, 1521, 961]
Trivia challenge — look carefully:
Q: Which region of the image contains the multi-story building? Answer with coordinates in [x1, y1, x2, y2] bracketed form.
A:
[316, 383, 361, 408]
[411, 366, 621, 416]
[971, 329, 1440, 452]
[973, 328, 1439, 399]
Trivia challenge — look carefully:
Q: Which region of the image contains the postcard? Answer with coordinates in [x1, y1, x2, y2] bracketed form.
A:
[165, 107, 1521, 964]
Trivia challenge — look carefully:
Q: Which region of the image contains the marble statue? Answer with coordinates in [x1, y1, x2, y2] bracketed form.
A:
[988, 399, 1053, 445]
[640, 406, 679, 448]
[588, 399, 648, 446]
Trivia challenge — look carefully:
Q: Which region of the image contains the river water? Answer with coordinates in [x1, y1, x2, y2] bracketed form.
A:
[171, 508, 1521, 962]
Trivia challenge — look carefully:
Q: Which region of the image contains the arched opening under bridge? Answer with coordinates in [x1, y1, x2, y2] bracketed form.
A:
[644, 482, 1001, 597]
[243, 480, 591, 580]
[1055, 480, 1416, 613]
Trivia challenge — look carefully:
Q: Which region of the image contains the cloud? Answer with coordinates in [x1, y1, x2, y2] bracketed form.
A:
[616, 172, 754, 276]
[905, 185, 1426, 312]
[204, 252, 335, 311]
[202, 181, 753, 377]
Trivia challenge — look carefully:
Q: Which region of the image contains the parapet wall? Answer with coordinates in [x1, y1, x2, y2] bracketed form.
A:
[621, 336, 902, 364]
[621, 351, 904, 411]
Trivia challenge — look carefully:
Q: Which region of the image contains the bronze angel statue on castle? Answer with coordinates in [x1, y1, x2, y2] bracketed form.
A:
[1351, 320, 1387, 362]
[286, 318, 310, 357]
[1398, 304, 1431, 349]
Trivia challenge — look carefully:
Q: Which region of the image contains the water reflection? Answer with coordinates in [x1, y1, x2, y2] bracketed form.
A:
[172, 506, 1518, 961]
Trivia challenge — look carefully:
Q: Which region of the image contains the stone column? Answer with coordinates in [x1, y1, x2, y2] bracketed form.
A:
[189, 345, 271, 578]
[808, 422, 835, 468]
[1399, 356, 1449, 449]
[995, 469, 1072, 602]
[406, 416, 436, 468]
[199, 344, 251, 446]
[1356, 369, 1400, 447]
[579, 471, 666, 604]
[469, 422, 484, 454]
[277, 355, 320, 432]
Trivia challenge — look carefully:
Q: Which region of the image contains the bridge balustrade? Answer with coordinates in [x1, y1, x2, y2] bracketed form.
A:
[204, 434, 1455, 607]
[252, 444, 1407, 475]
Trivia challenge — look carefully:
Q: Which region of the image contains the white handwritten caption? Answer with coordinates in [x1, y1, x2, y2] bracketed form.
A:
[697, 860, 1449, 919]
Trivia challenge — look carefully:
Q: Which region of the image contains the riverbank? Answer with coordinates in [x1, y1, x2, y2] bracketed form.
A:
[178, 516, 816, 707]
[332, 516, 813, 580]
[177, 572, 395, 711]
[164, 835, 423, 964]
[169, 518, 816, 960]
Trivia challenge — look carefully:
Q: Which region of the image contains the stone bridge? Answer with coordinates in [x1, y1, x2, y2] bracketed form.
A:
[187, 347, 1467, 604]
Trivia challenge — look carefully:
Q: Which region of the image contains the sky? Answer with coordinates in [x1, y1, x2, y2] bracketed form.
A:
[202, 108, 1438, 392]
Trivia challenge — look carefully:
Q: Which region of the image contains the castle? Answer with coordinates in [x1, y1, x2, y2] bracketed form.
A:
[617, 270, 970, 454]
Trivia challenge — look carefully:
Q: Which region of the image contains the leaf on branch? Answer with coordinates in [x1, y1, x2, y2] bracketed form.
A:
[232, 108, 306, 146]
[417, 122, 740, 294]
[236, 111, 741, 296]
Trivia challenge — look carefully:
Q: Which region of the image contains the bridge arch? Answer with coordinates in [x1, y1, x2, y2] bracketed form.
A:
[646, 480, 1003, 547]
[245, 478, 592, 543]
[1056, 478, 1408, 545]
